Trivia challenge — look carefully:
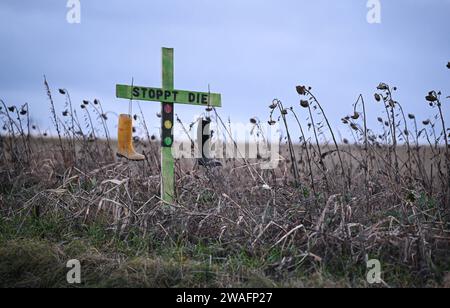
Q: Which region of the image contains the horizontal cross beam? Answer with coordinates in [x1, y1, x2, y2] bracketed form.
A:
[116, 84, 221, 107]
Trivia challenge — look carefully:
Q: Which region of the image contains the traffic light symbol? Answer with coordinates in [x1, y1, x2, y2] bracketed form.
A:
[162, 103, 173, 147]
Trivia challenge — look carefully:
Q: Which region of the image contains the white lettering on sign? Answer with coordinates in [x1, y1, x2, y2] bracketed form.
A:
[66, 0, 81, 24]
[367, 0, 381, 24]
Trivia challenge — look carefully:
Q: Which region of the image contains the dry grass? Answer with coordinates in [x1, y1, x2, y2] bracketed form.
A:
[0, 78, 449, 288]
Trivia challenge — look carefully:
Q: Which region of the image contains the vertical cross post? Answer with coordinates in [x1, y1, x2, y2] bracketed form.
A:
[161, 47, 174, 203]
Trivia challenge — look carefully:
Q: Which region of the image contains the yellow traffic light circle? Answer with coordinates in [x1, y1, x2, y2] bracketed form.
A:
[164, 120, 173, 129]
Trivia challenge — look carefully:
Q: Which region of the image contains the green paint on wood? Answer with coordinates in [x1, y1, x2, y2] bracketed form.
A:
[116, 85, 222, 107]
[161, 47, 175, 204]
[161, 146, 174, 203]
[162, 47, 174, 89]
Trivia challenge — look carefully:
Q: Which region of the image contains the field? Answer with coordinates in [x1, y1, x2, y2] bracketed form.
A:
[0, 81, 449, 288]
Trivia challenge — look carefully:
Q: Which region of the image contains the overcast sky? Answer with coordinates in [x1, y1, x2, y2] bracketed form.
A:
[0, 0, 449, 140]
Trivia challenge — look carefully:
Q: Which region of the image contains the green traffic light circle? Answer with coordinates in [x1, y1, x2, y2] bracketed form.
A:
[164, 137, 173, 146]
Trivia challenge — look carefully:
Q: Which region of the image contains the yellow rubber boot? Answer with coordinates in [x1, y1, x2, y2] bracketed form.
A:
[117, 114, 145, 161]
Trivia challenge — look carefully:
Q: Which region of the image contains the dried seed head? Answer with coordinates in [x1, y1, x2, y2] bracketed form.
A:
[62, 110, 69, 117]
[408, 114, 415, 119]
[268, 120, 276, 126]
[32, 125, 36, 130]
[351, 112, 360, 120]
[20, 109, 27, 115]
[101, 114, 108, 120]
[206, 107, 213, 112]
[151, 135, 156, 141]
[374, 93, 381, 102]
[83, 100, 89, 105]
[93, 99, 99, 105]
[156, 112, 161, 118]
[447, 62, 450, 69]
[80, 104, 86, 109]
[425, 94, 437, 102]
[350, 123, 358, 131]
[300, 100, 309, 108]
[422, 119, 430, 125]
[250, 118, 257, 124]
[342, 118, 348, 124]
[343, 138, 349, 144]
[132, 127, 136, 133]
[377, 83, 389, 91]
[377, 117, 383, 123]
[8, 106, 15, 112]
[281, 109, 288, 115]
[133, 114, 138, 121]
[296, 85, 307, 95]
[59, 89, 66, 95]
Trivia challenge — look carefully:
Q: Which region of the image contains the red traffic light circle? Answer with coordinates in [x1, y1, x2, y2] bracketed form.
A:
[164, 104, 173, 114]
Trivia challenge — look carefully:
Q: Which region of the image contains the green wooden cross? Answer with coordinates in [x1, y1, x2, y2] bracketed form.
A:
[116, 47, 222, 203]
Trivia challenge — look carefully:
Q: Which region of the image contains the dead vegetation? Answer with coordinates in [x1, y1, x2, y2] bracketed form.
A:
[0, 71, 449, 287]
